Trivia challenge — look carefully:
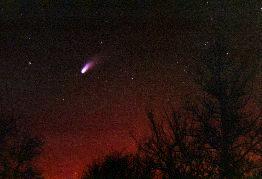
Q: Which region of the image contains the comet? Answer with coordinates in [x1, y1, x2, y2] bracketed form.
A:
[81, 61, 95, 74]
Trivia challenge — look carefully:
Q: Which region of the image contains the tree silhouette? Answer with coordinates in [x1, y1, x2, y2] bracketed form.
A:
[188, 35, 261, 177]
[138, 110, 217, 178]
[0, 113, 44, 178]
[137, 0, 261, 177]
[137, 36, 261, 178]
[82, 152, 153, 179]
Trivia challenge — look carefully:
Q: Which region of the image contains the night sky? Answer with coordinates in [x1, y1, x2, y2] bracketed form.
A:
[1, 1, 261, 178]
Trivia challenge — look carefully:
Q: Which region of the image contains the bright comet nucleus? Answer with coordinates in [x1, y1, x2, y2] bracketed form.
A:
[81, 61, 94, 74]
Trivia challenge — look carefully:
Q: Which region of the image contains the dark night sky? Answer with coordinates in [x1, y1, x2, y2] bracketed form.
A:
[0, 1, 260, 178]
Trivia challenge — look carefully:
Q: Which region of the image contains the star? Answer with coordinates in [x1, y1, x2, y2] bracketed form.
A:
[204, 42, 209, 46]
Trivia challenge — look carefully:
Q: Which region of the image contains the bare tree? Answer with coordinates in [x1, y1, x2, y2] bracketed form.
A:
[138, 0, 261, 177]
[138, 36, 260, 178]
[138, 109, 218, 178]
[187, 35, 261, 177]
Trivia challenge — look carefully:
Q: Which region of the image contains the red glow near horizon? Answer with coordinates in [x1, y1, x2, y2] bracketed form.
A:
[36, 99, 152, 178]
[39, 127, 142, 178]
